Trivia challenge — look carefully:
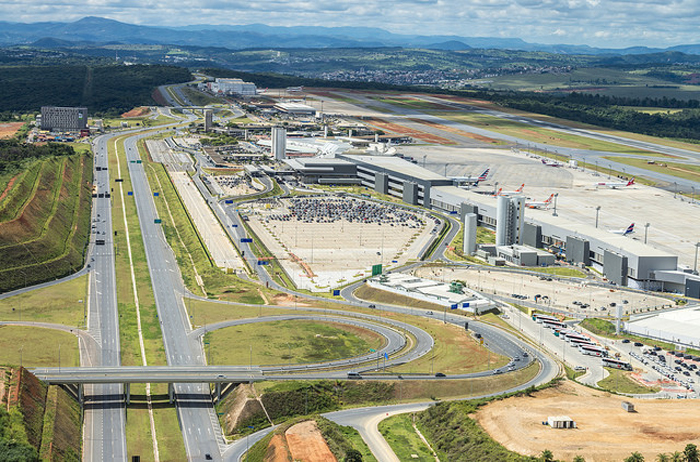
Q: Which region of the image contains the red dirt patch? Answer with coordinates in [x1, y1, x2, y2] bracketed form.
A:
[0, 174, 20, 202]
[122, 107, 151, 118]
[407, 117, 500, 144]
[151, 88, 169, 107]
[365, 117, 454, 144]
[0, 122, 24, 139]
[266, 433, 292, 462]
[286, 420, 337, 462]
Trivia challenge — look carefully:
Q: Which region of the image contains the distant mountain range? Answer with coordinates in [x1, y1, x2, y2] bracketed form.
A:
[3, 16, 700, 56]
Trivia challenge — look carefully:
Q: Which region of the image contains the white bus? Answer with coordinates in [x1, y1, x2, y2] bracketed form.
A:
[602, 357, 632, 370]
[579, 344, 608, 357]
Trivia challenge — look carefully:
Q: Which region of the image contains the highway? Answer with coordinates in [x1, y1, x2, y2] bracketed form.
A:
[121, 131, 228, 460]
[84, 133, 128, 462]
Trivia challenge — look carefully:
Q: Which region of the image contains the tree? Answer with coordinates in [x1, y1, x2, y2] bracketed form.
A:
[685, 444, 699, 462]
[344, 448, 363, 462]
[656, 454, 669, 462]
[670, 452, 684, 462]
[540, 449, 554, 462]
[573, 456, 585, 462]
[625, 453, 645, 462]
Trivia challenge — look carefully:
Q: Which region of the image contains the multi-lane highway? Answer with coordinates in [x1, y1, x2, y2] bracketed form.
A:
[85, 133, 127, 462]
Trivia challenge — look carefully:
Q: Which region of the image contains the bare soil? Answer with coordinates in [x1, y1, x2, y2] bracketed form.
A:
[121, 107, 150, 118]
[0, 122, 24, 139]
[0, 174, 19, 202]
[285, 420, 337, 462]
[476, 380, 700, 462]
[366, 117, 454, 144]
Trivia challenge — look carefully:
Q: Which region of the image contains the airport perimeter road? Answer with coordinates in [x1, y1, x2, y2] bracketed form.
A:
[85, 134, 127, 462]
[123, 134, 226, 460]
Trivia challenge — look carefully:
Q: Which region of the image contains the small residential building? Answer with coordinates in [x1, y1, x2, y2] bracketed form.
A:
[547, 416, 576, 429]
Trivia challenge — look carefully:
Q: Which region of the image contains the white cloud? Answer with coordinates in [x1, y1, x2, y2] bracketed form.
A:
[0, 0, 698, 48]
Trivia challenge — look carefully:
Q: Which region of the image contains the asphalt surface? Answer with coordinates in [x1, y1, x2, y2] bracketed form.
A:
[85, 133, 127, 462]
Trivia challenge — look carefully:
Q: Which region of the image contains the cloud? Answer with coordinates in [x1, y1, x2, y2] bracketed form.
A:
[0, 0, 698, 48]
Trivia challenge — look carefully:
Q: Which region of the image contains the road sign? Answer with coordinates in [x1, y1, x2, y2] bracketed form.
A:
[154, 219, 162, 224]
[371, 264, 383, 276]
[127, 191, 133, 196]
[153, 192, 159, 197]
[332, 290, 340, 296]
[241, 238, 252, 243]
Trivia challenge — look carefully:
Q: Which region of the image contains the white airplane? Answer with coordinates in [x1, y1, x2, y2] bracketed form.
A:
[525, 194, 554, 209]
[452, 168, 490, 186]
[541, 159, 562, 167]
[609, 223, 635, 236]
[595, 178, 635, 189]
[493, 184, 525, 197]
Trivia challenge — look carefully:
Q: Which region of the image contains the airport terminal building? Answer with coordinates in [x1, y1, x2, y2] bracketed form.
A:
[282, 153, 700, 295]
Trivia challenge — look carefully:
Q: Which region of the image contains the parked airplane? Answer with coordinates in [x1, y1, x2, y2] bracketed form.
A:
[609, 223, 635, 236]
[494, 184, 525, 196]
[541, 159, 562, 167]
[525, 194, 554, 209]
[452, 169, 490, 186]
[595, 178, 635, 189]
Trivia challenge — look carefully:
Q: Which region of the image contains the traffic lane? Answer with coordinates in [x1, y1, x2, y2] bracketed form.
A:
[123, 134, 224, 459]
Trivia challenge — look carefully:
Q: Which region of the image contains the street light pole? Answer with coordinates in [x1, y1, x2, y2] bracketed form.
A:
[694, 242, 700, 274]
[644, 223, 650, 244]
[595, 206, 601, 228]
[552, 193, 559, 217]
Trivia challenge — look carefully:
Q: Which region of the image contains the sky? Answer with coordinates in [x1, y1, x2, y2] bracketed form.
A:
[1, 0, 697, 49]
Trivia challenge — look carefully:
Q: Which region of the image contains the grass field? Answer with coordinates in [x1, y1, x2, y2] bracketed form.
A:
[604, 156, 700, 184]
[0, 274, 87, 326]
[384, 315, 508, 375]
[379, 414, 435, 461]
[0, 326, 79, 367]
[354, 284, 447, 311]
[598, 367, 660, 394]
[434, 111, 664, 155]
[203, 320, 384, 366]
[525, 266, 588, 278]
[0, 152, 93, 292]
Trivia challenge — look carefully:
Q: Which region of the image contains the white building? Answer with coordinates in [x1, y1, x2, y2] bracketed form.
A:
[210, 78, 257, 96]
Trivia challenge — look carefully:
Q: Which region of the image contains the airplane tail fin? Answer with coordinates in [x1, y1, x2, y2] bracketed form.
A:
[516, 184, 524, 193]
[479, 169, 489, 181]
[627, 178, 635, 186]
[624, 223, 635, 235]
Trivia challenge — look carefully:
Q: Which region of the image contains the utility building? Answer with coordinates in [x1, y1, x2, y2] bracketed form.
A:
[271, 127, 287, 160]
[204, 109, 213, 132]
[496, 195, 525, 246]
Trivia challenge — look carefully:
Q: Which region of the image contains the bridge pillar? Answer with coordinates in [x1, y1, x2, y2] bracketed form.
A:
[216, 382, 221, 402]
[78, 383, 83, 405]
[125, 383, 130, 405]
[168, 383, 174, 404]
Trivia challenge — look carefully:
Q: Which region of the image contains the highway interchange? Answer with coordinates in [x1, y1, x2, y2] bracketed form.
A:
[13, 82, 699, 461]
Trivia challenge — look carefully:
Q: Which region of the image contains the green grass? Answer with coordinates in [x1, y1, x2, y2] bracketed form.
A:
[564, 364, 586, 381]
[379, 413, 435, 461]
[143, 154, 265, 300]
[598, 367, 660, 394]
[182, 87, 225, 106]
[525, 266, 588, 277]
[354, 284, 447, 311]
[0, 274, 88, 326]
[604, 156, 700, 184]
[0, 326, 79, 367]
[316, 417, 377, 462]
[0, 152, 93, 292]
[204, 320, 384, 366]
[110, 133, 187, 460]
[435, 110, 665, 156]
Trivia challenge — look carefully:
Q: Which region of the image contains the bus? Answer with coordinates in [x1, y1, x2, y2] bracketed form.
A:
[533, 314, 559, 324]
[602, 357, 632, 370]
[543, 320, 567, 330]
[564, 333, 591, 343]
[579, 344, 608, 357]
[570, 337, 597, 347]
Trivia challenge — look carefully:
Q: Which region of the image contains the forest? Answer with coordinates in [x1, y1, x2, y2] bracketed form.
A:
[0, 64, 192, 116]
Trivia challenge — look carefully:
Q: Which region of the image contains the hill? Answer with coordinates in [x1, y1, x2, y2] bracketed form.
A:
[0, 64, 192, 115]
[1, 366, 81, 461]
[0, 143, 93, 293]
